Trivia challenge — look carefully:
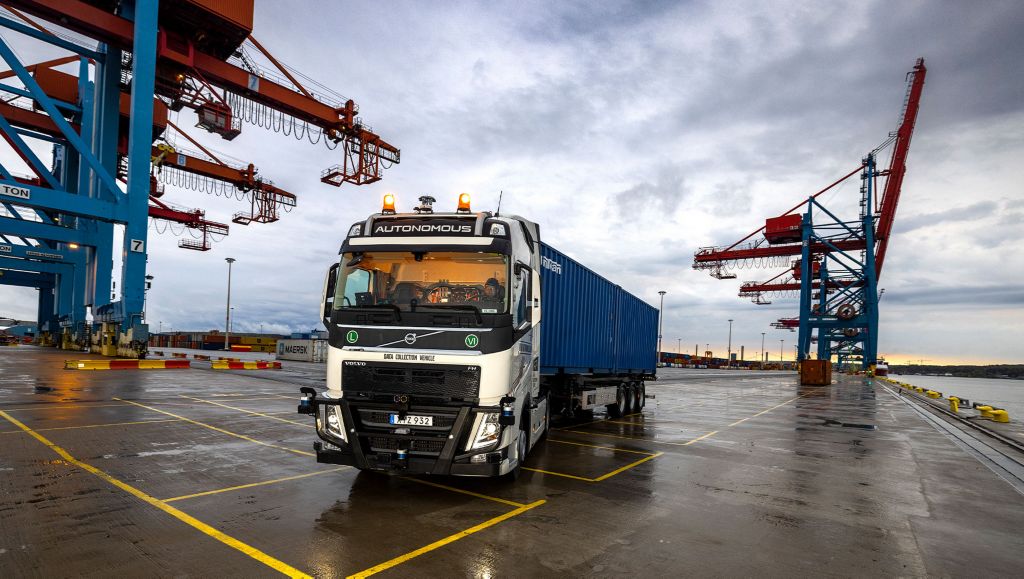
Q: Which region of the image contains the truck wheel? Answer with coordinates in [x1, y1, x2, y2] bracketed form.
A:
[503, 431, 527, 482]
[634, 382, 645, 410]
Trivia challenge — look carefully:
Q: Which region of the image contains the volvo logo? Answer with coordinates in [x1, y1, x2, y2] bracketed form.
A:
[404, 333, 417, 344]
[393, 394, 409, 403]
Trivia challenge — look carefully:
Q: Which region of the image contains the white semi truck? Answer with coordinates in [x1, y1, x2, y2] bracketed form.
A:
[298, 194, 657, 479]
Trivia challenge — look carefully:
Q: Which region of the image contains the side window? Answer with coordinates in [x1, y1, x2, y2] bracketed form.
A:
[514, 267, 531, 325]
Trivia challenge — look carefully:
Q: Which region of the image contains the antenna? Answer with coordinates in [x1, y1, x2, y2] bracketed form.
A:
[496, 190, 504, 216]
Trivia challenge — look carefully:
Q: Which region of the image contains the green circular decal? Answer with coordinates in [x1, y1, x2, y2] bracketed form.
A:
[464, 334, 479, 348]
[346, 330, 359, 344]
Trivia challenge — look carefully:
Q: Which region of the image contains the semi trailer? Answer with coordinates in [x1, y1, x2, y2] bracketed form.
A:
[298, 194, 658, 479]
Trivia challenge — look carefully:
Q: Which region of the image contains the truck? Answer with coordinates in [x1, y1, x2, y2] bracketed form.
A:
[298, 194, 658, 479]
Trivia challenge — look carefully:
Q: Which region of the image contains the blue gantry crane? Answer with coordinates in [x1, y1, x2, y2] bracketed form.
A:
[0, 1, 399, 357]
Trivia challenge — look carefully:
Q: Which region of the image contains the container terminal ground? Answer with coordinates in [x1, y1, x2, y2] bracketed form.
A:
[2, 346, 1022, 577]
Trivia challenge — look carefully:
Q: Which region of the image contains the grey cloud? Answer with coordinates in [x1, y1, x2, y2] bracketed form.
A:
[894, 201, 997, 234]
[883, 285, 1024, 307]
[612, 162, 691, 218]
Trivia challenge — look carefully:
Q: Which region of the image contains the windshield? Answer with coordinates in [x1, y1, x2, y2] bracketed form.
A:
[335, 252, 510, 314]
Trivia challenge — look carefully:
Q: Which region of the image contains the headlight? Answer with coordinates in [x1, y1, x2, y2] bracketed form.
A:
[466, 412, 501, 451]
[322, 405, 347, 443]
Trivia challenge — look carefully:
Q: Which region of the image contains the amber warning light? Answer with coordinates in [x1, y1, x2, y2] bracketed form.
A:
[457, 193, 471, 213]
[382, 194, 396, 214]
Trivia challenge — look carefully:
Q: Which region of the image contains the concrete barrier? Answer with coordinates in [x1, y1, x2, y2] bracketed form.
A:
[211, 360, 282, 370]
[65, 359, 191, 370]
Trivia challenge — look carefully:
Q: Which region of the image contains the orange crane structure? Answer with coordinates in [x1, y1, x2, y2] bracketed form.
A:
[0, 1, 400, 355]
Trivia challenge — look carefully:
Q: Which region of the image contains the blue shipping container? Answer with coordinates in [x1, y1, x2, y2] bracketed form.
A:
[538, 243, 658, 375]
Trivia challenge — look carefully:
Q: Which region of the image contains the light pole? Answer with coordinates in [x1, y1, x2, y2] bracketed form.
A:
[760, 332, 766, 369]
[224, 257, 236, 350]
[158, 321, 162, 334]
[727, 318, 734, 367]
[657, 290, 667, 364]
[780, 339, 785, 364]
[143, 274, 154, 320]
[677, 338, 681, 354]
[260, 322, 264, 335]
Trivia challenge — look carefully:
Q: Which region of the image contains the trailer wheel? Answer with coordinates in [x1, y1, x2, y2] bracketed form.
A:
[634, 382, 645, 410]
[607, 386, 626, 419]
[622, 383, 634, 416]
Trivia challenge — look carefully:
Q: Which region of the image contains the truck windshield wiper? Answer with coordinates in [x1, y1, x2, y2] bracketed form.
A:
[346, 303, 402, 321]
[415, 304, 483, 324]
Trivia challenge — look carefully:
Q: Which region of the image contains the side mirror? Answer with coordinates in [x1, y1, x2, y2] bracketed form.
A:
[322, 263, 340, 326]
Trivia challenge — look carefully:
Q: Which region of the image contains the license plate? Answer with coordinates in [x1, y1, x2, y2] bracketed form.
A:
[389, 414, 433, 426]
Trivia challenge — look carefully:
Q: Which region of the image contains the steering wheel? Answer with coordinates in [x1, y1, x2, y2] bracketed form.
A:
[422, 283, 454, 304]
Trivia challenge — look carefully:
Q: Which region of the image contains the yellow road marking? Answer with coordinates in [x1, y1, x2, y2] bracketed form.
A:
[521, 467, 595, 481]
[400, 477, 527, 508]
[346, 500, 546, 579]
[3, 402, 149, 412]
[566, 394, 805, 448]
[164, 468, 348, 502]
[592, 452, 664, 482]
[182, 396, 310, 427]
[0, 410, 312, 579]
[113, 398, 314, 457]
[0, 418, 181, 435]
[545, 438, 656, 455]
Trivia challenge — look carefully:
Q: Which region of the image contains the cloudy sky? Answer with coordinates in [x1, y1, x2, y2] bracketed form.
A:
[1, 1, 1022, 364]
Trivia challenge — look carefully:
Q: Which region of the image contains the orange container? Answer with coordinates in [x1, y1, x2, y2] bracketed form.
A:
[800, 360, 832, 385]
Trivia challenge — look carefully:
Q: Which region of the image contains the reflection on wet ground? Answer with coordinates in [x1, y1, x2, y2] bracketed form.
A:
[2, 347, 1023, 577]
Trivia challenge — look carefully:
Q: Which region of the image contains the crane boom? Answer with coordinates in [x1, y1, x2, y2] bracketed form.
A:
[874, 58, 926, 279]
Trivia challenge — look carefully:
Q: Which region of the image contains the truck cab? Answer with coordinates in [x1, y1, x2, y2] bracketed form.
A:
[300, 194, 548, 478]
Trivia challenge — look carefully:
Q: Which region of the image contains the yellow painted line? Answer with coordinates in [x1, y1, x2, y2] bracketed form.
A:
[592, 452, 664, 482]
[0, 417, 181, 435]
[520, 467, 596, 482]
[562, 429, 706, 447]
[553, 411, 642, 431]
[346, 499, 546, 579]
[545, 438, 656, 456]
[113, 398, 314, 457]
[685, 430, 720, 445]
[400, 477, 527, 508]
[0, 409, 312, 579]
[164, 467, 348, 503]
[182, 396, 311, 428]
[3, 402, 142, 412]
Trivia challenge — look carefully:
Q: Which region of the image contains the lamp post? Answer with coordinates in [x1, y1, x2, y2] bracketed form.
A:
[677, 338, 681, 354]
[780, 339, 785, 364]
[224, 257, 236, 350]
[760, 332, 766, 369]
[143, 274, 154, 321]
[657, 290, 666, 365]
[727, 318, 734, 367]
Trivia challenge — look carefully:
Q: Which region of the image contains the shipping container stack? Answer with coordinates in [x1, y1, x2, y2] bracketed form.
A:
[147, 331, 281, 353]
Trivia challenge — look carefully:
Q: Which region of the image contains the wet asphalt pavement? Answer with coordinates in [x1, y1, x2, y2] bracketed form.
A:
[2, 346, 1023, 577]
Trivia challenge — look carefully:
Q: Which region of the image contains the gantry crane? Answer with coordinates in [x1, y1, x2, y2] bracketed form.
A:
[693, 59, 926, 370]
[0, 1, 400, 356]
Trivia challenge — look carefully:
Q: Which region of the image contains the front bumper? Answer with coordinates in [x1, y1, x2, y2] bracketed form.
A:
[300, 392, 511, 477]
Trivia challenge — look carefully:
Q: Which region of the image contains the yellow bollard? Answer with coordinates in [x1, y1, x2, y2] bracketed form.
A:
[926, 390, 941, 399]
[948, 397, 959, 413]
[976, 405, 994, 419]
[990, 409, 1009, 423]
[915, 387, 925, 393]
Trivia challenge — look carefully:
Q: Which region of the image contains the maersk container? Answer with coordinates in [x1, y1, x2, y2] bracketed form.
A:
[539, 243, 658, 376]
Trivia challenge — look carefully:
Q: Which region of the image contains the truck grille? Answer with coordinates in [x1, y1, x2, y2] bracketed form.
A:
[342, 361, 480, 400]
[368, 436, 447, 455]
[350, 405, 465, 458]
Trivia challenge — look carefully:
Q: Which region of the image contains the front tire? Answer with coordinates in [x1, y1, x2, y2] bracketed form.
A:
[503, 431, 528, 482]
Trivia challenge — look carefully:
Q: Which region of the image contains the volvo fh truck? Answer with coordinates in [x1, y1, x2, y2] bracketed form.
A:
[298, 194, 657, 479]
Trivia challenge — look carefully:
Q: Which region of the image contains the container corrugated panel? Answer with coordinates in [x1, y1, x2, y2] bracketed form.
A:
[539, 243, 657, 376]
